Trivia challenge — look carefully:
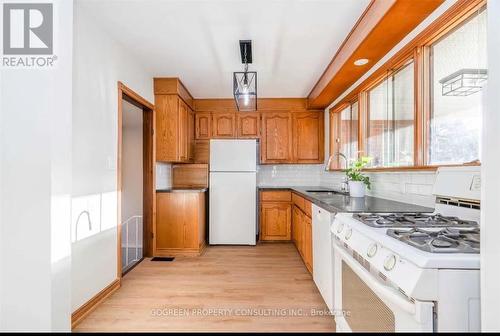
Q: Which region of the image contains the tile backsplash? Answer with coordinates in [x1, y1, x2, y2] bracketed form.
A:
[257, 164, 323, 186]
[258, 163, 437, 208]
[155, 162, 172, 189]
[321, 169, 437, 208]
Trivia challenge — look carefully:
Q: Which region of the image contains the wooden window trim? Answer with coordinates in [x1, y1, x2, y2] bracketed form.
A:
[328, 0, 486, 172]
[329, 100, 358, 169]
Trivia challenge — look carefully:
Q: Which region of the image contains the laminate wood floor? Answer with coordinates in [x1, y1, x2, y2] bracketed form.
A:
[75, 243, 336, 332]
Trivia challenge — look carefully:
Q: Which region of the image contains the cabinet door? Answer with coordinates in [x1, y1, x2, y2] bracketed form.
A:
[293, 112, 324, 163]
[261, 112, 292, 163]
[212, 112, 236, 138]
[155, 95, 180, 162]
[188, 108, 195, 162]
[260, 202, 291, 241]
[304, 215, 313, 273]
[178, 99, 189, 161]
[195, 112, 211, 139]
[156, 193, 185, 249]
[155, 192, 203, 252]
[292, 205, 301, 246]
[237, 112, 260, 138]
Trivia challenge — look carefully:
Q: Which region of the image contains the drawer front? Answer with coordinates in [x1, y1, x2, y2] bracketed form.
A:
[303, 199, 312, 217]
[292, 193, 305, 209]
[260, 190, 292, 202]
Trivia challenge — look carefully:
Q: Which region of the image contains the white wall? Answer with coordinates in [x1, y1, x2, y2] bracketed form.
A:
[72, 2, 153, 312]
[0, 0, 73, 331]
[481, 0, 500, 331]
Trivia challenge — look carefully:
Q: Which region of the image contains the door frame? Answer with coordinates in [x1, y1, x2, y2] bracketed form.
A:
[117, 81, 155, 279]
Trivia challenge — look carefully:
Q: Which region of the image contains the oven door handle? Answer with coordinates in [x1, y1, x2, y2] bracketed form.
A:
[333, 242, 417, 315]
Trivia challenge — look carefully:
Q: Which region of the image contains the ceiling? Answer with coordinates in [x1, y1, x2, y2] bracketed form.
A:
[78, 0, 371, 98]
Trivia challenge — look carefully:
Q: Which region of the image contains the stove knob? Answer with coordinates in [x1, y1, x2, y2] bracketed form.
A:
[367, 243, 378, 258]
[384, 255, 397, 271]
[336, 222, 344, 234]
[345, 228, 352, 240]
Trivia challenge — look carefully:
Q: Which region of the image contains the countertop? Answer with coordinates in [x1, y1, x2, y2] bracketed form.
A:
[259, 186, 434, 214]
[156, 187, 208, 193]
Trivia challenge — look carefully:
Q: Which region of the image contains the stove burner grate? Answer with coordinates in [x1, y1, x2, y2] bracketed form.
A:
[387, 227, 480, 253]
[354, 213, 478, 228]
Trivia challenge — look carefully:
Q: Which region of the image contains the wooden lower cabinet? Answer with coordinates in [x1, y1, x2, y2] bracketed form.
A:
[260, 190, 313, 274]
[291, 194, 313, 274]
[303, 215, 313, 273]
[155, 191, 206, 256]
[260, 202, 291, 241]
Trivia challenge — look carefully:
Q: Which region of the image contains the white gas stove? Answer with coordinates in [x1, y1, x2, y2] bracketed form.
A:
[331, 167, 481, 332]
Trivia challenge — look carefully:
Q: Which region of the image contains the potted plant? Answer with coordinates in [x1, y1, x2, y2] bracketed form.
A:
[344, 157, 372, 197]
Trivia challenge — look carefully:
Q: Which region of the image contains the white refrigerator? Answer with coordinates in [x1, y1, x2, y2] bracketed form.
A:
[209, 139, 257, 245]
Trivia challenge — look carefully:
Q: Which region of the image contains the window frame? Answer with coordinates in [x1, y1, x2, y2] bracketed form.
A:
[365, 59, 416, 168]
[329, 99, 360, 169]
[327, 0, 486, 172]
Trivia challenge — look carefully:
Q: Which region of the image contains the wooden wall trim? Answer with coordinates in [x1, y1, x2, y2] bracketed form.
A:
[194, 98, 310, 112]
[118, 81, 154, 110]
[329, 0, 486, 111]
[308, 0, 393, 102]
[117, 82, 156, 280]
[326, 0, 486, 171]
[308, 0, 444, 108]
[71, 278, 121, 329]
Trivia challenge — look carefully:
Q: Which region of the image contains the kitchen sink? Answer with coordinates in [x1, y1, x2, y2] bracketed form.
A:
[305, 190, 347, 197]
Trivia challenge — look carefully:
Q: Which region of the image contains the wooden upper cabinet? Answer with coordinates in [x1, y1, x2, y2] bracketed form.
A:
[195, 112, 211, 139]
[237, 112, 260, 138]
[178, 100, 189, 161]
[187, 108, 195, 162]
[155, 95, 180, 162]
[212, 112, 236, 138]
[292, 111, 324, 163]
[155, 78, 194, 163]
[261, 112, 293, 163]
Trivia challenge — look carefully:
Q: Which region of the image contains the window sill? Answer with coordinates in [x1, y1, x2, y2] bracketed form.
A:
[326, 163, 481, 173]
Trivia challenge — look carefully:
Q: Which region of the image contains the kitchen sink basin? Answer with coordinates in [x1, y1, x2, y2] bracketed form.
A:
[305, 190, 347, 197]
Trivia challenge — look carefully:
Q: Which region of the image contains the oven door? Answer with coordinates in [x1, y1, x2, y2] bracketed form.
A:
[333, 242, 435, 332]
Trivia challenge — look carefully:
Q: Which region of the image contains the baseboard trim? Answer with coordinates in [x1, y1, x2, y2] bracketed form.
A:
[71, 278, 121, 329]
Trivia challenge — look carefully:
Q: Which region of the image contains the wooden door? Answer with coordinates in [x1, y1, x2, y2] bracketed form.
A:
[155, 95, 179, 162]
[178, 99, 188, 161]
[212, 112, 236, 138]
[195, 112, 211, 139]
[293, 111, 324, 163]
[237, 112, 260, 138]
[304, 215, 313, 273]
[261, 112, 292, 163]
[260, 202, 291, 241]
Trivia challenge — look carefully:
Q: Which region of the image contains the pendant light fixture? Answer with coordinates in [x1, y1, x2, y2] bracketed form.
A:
[233, 40, 257, 111]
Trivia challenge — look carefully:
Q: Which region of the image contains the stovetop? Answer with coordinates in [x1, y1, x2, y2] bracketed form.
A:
[353, 213, 479, 228]
[386, 227, 480, 254]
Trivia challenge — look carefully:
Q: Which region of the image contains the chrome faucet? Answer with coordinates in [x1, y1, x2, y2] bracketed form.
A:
[325, 152, 348, 171]
[325, 152, 350, 193]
